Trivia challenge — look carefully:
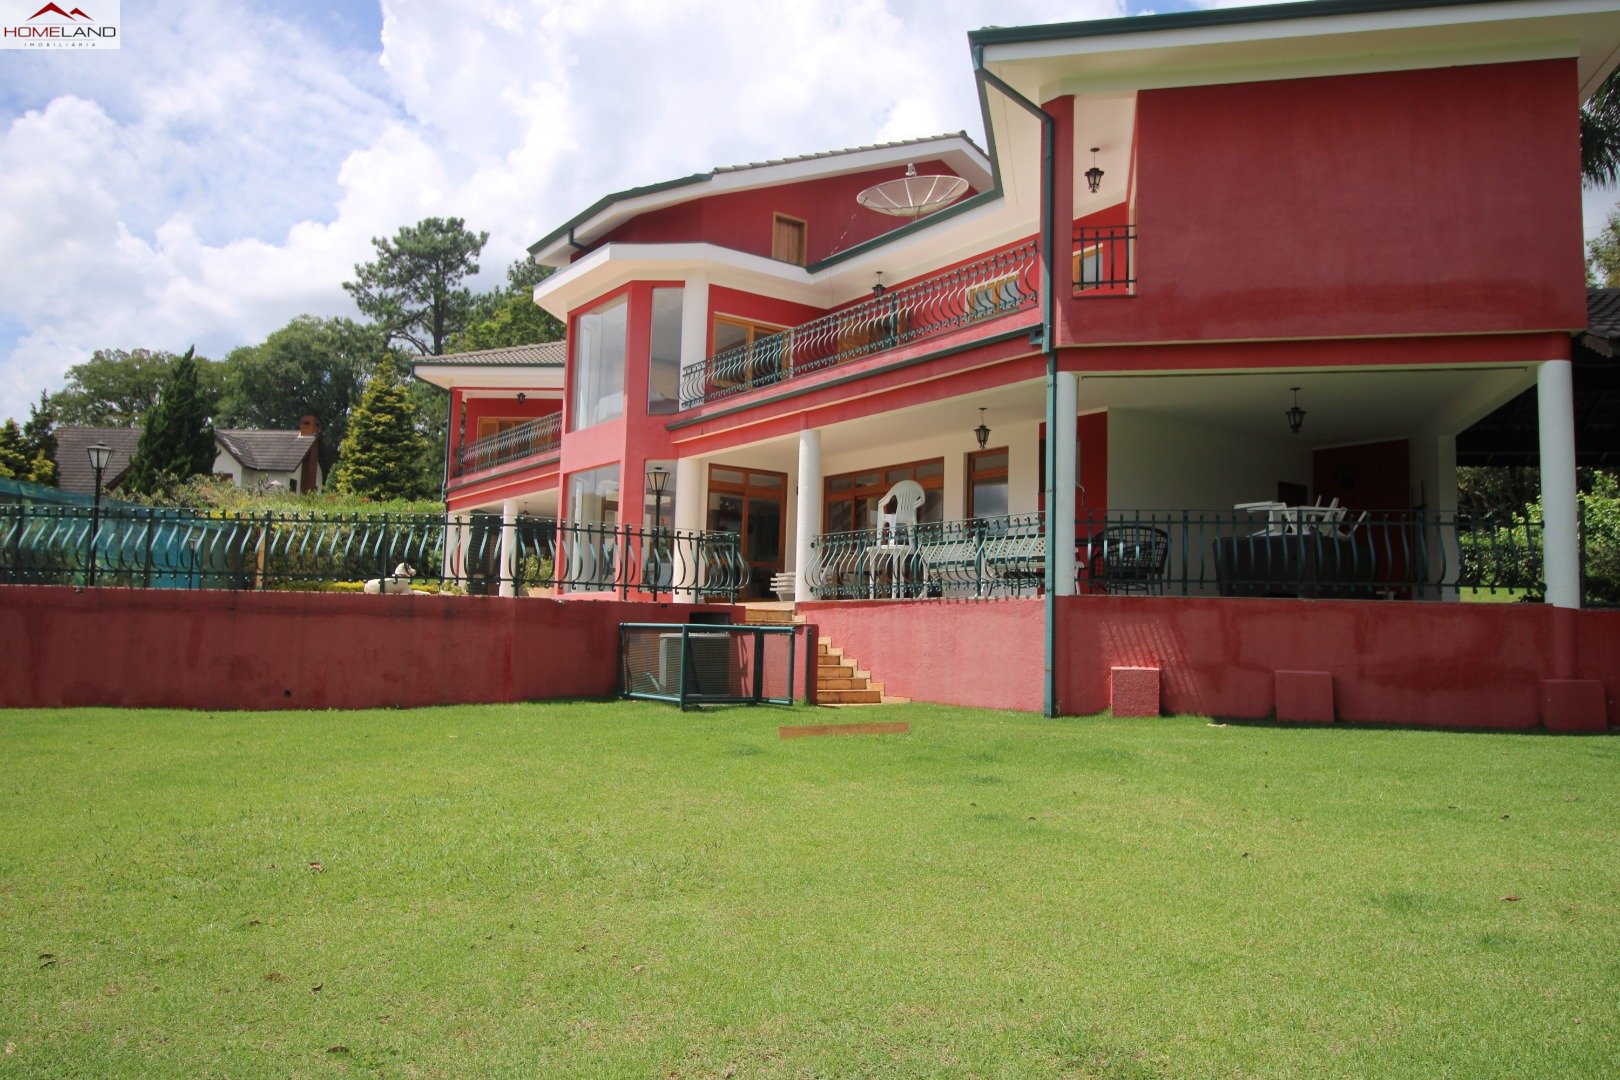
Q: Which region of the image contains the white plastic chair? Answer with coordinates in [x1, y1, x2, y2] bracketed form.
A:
[869, 479, 926, 596]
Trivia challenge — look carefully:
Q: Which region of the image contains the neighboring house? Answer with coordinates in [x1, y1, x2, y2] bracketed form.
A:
[416, 0, 1617, 612]
[213, 417, 323, 494]
[54, 419, 322, 496]
[54, 426, 141, 496]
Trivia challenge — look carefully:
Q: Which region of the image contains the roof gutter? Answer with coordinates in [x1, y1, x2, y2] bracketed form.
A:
[973, 46, 1060, 720]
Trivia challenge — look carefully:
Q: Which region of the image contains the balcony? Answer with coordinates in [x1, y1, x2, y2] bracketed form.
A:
[679, 240, 1040, 410]
[807, 508, 1546, 601]
[451, 414, 561, 480]
[1072, 224, 1136, 295]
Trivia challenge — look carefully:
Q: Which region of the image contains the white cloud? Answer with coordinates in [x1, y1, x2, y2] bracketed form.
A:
[1, 0, 1134, 422]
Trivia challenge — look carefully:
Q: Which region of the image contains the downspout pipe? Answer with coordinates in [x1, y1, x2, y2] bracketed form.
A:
[974, 48, 1060, 718]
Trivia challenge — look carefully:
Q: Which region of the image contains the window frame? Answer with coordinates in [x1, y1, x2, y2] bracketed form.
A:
[710, 313, 791, 388]
[823, 457, 945, 534]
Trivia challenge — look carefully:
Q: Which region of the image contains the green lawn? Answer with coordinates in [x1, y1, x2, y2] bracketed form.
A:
[1, 703, 1616, 1078]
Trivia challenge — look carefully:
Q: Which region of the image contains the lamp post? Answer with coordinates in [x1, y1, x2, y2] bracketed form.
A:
[86, 441, 112, 587]
[648, 466, 670, 601]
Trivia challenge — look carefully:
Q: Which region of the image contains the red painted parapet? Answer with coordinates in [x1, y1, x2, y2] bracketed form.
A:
[1057, 596, 1619, 731]
[0, 586, 737, 712]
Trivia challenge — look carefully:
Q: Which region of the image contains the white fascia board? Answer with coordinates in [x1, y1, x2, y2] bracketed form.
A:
[983, 1, 1620, 100]
[413, 365, 566, 392]
[530, 137, 994, 266]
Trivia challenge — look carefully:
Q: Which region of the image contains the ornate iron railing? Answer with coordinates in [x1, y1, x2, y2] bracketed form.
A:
[1073, 224, 1136, 293]
[803, 508, 1547, 601]
[451, 413, 562, 479]
[0, 504, 745, 600]
[679, 240, 1040, 409]
[807, 513, 1046, 599]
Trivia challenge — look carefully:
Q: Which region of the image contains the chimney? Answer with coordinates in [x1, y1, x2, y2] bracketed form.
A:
[299, 415, 321, 437]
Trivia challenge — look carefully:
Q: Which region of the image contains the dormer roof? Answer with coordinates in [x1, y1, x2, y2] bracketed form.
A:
[527, 133, 992, 268]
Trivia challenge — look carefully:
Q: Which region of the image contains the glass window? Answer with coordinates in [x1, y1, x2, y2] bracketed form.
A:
[710, 315, 788, 388]
[570, 294, 627, 431]
[967, 448, 1009, 521]
[648, 288, 682, 416]
[568, 463, 620, 526]
[823, 458, 945, 533]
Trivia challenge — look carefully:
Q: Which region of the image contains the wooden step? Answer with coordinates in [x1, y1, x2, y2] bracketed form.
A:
[741, 607, 795, 625]
[811, 634, 886, 706]
[818, 688, 886, 705]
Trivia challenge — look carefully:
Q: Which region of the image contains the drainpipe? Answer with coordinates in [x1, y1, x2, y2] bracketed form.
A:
[975, 48, 1059, 718]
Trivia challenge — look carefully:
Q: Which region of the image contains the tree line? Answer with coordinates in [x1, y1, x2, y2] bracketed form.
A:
[0, 217, 563, 502]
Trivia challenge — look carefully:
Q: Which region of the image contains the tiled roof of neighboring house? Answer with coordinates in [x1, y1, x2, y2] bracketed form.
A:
[214, 430, 317, 473]
[416, 341, 567, 367]
[711, 132, 986, 175]
[55, 426, 141, 496]
[1582, 287, 1620, 355]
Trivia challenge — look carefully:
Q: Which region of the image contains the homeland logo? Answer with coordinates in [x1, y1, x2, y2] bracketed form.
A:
[2, 0, 120, 49]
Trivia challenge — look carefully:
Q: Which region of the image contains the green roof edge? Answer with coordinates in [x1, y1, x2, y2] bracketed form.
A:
[967, 0, 1525, 49]
[527, 173, 711, 257]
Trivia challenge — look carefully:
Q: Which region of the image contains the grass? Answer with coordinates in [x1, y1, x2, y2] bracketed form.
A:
[1, 703, 1616, 1078]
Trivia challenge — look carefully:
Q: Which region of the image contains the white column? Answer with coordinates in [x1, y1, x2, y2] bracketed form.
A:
[673, 456, 704, 602]
[498, 498, 518, 598]
[795, 428, 823, 602]
[1538, 359, 1581, 608]
[1053, 372, 1078, 595]
[679, 275, 710, 406]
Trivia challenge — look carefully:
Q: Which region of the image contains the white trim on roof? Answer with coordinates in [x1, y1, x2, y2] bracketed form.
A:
[980, 0, 1620, 100]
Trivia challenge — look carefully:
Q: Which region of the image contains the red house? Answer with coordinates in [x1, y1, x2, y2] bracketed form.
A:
[415, 0, 1620, 728]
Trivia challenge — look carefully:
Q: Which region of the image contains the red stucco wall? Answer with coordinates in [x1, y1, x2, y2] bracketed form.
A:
[798, 599, 1045, 712]
[0, 587, 736, 711]
[591, 159, 973, 265]
[1056, 596, 1619, 730]
[1068, 60, 1587, 347]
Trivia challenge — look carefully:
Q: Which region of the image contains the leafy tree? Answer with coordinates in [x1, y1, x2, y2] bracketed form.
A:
[217, 315, 385, 471]
[1588, 208, 1620, 286]
[52, 348, 222, 426]
[453, 259, 564, 353]
[0, 419, 27, 480]
[123, 347, 216, 495]
[1583, 68, 1620, 189]
[329, 363, 433, 500]
[344, 217, 489, 356]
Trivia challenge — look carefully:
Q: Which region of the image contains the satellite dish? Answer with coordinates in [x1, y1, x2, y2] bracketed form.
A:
[856, 163, 969, 218]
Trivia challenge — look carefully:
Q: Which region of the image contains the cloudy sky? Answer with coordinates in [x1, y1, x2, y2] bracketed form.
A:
[1, 0, 1616, 424]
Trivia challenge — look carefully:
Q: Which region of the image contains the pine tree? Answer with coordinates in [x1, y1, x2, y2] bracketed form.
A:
[124, 346, 215, 495]
[22, 391, 57, 484]
[0, 419, 28, 480]
[329, 363, 432, 500]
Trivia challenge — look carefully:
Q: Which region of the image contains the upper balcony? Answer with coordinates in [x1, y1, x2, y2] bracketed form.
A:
[449, 413, 561, 481]
[678, 240, 1041, 410]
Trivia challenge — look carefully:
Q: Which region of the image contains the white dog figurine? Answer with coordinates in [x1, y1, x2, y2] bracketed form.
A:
[363, 563, 416, 594]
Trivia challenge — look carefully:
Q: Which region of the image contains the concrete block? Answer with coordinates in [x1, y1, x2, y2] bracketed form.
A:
[1111, 666, 1161, 717]
[1275, 670, 1335, 724]
[1540, 679, 1608, 733]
